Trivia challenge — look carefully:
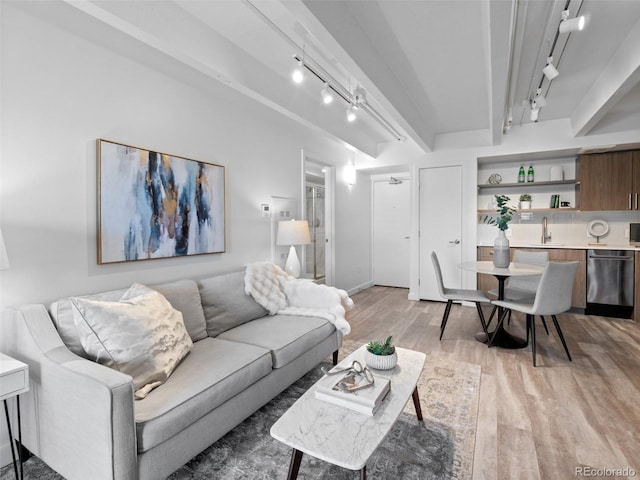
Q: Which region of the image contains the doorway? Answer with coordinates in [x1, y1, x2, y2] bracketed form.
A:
[419, 165, 463, 301]
[301, 153, 335, 285]
[372, 174, 411, 287]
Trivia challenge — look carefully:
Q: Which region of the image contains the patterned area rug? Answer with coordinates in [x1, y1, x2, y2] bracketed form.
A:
[1, 342, 481, 480]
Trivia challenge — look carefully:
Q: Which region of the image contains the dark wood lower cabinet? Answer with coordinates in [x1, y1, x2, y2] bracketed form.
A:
[477, 247, 586, 309]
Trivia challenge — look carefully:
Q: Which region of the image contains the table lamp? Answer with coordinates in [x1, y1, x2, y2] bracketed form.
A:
[277, 220, 311, 278]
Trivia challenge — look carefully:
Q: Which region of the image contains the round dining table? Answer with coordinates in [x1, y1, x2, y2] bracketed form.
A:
[459, 261, 545, 348]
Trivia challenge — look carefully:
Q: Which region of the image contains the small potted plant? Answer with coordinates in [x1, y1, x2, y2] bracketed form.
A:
[519, 193, 532, 209]
[365, 335, 397, 370]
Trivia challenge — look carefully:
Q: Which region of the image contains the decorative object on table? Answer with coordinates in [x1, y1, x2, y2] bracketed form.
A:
[315, 360, 391, 415]
[518, 166, 525, 183]
[364, 335, 398, 370]
[587, 219, 609, 245]
[97, 139, 225, 264]
[549, 194, 561, 208]
[550, 166, 564, 181]
[527, 165, 535, 182]
[276, 220, 311, 278]
[483, 195, 516, 268]
[519, 193, 532, 209]
[487, 173, 502, 185]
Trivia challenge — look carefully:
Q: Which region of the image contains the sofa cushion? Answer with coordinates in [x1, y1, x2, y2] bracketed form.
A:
[198, 271, 268, 337]
[71, 283, 193, 399]
[134, 337, 272, 452]
[217, 314, 335, 368]
[51, 279, 208, 357]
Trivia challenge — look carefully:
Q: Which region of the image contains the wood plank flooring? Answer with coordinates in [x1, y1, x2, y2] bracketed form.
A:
[347, 286, 640, 480]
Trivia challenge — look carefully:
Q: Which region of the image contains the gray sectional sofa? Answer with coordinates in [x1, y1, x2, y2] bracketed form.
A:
[2, 270, 342, 480]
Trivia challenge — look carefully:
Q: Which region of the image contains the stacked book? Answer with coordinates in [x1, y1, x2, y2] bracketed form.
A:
[315, 370, 391, 416]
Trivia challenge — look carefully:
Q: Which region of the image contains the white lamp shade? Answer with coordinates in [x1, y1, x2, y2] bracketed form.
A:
[277, 220, 311, 246]
[277, 220, 310, 278]
[0, 229, 10, 270]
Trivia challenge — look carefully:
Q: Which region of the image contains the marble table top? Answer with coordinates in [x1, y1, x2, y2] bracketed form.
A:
[459, 260, 545, 277]
[270, 345, 426, 471]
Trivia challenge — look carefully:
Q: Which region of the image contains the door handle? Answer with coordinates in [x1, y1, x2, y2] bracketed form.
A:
[448, 239, 460, 244]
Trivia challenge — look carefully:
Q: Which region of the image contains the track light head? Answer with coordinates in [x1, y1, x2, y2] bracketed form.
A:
[542, 57, 559, 81]
[534, 88, 547, 108]
[530, 100, 540, 122]
[559, 10, 585, 34]
[321, 83, 334, 104]
[292, 59, 304, 84]
[346, 105, 357, 122]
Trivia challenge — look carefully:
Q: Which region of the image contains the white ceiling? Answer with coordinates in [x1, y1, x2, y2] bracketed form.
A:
[14, 0, 640, 158]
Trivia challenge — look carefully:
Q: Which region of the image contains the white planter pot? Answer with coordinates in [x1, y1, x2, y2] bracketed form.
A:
[364, 350, 398, 370]
[520, 201, 531, 209]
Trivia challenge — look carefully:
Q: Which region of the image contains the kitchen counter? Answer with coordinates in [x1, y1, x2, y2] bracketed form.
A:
[477, 243, 640, 251]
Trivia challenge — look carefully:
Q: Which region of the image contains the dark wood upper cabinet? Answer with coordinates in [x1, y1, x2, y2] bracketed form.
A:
[579, 151, 638, 211]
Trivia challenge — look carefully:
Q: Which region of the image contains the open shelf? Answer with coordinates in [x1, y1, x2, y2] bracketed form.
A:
[477, 179, 579, 190]
[478, 208, 578, 214]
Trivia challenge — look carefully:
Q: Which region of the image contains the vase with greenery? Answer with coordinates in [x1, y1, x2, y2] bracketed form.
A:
[519, 193, 532, 210]
[483, 195, 516, 267]
[365, 335, 397, 370]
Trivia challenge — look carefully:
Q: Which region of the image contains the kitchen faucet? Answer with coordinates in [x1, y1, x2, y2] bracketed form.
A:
[541, 216, 551, 244]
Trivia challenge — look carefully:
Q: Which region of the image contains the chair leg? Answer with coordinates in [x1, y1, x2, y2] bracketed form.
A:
[475, 303, 489, 337]
[540, 316, 550, 335]
[507, 309, 512, 326]
[439, 300, 453, 340]
[551, 315, 572, 361]
[529, 314, 537, 367]
[486, 305, 497, 330]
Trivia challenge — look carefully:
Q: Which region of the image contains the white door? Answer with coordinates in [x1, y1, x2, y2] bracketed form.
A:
[373, 177, 411, 287]
[419, 166, 462, 301]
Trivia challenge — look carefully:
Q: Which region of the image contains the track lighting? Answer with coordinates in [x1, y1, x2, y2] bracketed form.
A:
[530, 100, 540, 122]
[534, 88, 547, 108]
[346, 104, 357, 122]
[542, 57, 559, 81]
[320, 83, 334, 104]
[292, 59, 304, 84]
[559, 9, 585, 34]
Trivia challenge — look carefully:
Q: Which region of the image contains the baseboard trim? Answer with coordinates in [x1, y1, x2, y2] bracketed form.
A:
[346, 281, 374, 296]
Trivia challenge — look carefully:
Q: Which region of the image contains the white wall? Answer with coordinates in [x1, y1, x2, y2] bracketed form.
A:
[0, 3, 372, 465]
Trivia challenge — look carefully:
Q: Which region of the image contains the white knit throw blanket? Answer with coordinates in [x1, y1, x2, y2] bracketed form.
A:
[244, 262, 353, 335]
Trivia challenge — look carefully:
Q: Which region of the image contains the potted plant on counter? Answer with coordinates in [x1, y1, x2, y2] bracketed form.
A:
[519, 193, 532, 209]
[365, 335, 397, 370]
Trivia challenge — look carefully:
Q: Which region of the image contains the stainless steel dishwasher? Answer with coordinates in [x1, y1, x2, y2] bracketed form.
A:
[586, 250, 634, 319]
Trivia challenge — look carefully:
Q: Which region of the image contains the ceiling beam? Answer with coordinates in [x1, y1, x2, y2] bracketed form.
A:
[571, 16, 640, 136]
[488, 0, 517, 145]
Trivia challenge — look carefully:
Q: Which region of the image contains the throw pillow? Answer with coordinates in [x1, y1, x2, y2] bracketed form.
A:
[70, 283, 193, 399]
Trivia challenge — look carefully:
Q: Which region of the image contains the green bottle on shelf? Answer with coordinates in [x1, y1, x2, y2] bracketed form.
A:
[527, 165, 534, 182]
[518, 166, 525, 183]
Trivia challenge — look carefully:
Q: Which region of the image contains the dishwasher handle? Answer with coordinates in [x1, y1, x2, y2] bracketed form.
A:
[588, 255, 633, 261]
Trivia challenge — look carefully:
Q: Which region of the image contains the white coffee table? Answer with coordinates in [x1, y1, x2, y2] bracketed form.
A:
[270, 345, 426, 480]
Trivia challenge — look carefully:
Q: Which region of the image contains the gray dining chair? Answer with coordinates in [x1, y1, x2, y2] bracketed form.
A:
[487, 250, 550, 334]
[491, 261, 579, 366]
[431, 251, 491, 340]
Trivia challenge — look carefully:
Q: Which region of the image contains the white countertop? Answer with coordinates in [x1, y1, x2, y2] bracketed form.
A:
[477, 243, 640, 251]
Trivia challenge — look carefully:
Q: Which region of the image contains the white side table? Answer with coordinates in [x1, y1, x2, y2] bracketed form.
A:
[0, 353, 29, 480]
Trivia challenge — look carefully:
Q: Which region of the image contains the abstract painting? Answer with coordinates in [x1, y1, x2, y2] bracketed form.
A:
[98, 139, 225, 264]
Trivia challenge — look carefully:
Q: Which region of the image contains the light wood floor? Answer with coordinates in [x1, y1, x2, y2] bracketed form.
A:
[347, 286, 640, 480]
